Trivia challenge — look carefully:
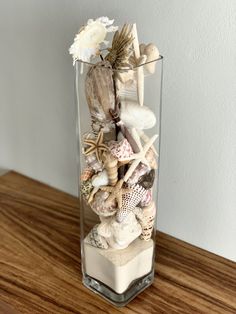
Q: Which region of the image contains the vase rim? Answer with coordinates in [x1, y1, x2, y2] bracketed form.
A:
[75, 55, 163, 71]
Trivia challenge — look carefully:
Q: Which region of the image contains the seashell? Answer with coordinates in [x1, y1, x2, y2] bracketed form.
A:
[92, 170, 109, 187]
[116, 184, 146, 222]
[85, 153, 103, 172]
[120, 101, 156, 130]
[127, 163, 149, 185]
[139, 201, 156, 241]
[143, 43, 160, 74]
[90, 191, 117, 217]
[109, 138, 133, 160]
[145, 148, 158, 169]
[85, 60, 115, 123]
[139, 189, 152, 207]
[138, 169, 155, 189]
[99, 212, 142, 250]
[85, 224, 108, 249]
[81, 167, 94, 181]
[80, 180, 93, 200]
[103, 152, 118, 186]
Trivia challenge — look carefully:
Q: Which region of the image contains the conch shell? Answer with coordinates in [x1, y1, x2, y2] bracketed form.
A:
[85, 60, 115, 123]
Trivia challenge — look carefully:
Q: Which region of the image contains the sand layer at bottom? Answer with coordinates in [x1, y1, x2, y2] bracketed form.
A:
[84, 237, 154, 294]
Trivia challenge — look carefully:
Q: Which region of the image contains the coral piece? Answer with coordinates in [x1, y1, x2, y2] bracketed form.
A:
[103, 152, 118, 186]
[100, 179, 132, 209]
[109, 138, 133, 160]
[120, 101, 156, 130]
[85, 224, 109, 249]
[81, 167, 94, 181]
[84, 130, 108, 163]
[105, 24, 134, 69]
[116, 184, 146, 222]
[90, 191, 117, 217]
[69, 17, 118, 64]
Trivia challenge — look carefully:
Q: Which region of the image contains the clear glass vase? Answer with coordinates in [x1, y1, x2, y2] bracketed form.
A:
[75, 56, 163, 306]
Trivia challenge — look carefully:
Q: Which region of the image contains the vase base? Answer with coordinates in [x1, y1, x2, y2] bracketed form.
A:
[82, 270, 154, 307]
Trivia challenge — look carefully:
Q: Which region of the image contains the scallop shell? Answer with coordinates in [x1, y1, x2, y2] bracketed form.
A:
[92, 170, 109, 187]
[139, 189, 152, 207]
[139, 201, 156, 241]
[81, 167, 94, 181]
[85, 224, 108, 249]
[103, 152, 118, 186]
[90, 191, 117, 217]
[85, 60, 115, 123]
[109, 138, 133, 160]
[120, 101, 156, 129]
[116, 184, 146, 222]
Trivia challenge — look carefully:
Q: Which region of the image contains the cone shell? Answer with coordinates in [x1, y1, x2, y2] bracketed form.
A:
[109, 138, 133, 160]
[116, 184, 146, 222]
[81, 167, 94, 181]
[139, 201, 156, 241]
[85, 60, 115, 123]
[90, 191, 117, 217]
[103, 153, 118, 186]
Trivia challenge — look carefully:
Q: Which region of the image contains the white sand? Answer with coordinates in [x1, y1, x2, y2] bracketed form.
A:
[84, 237, 154, 294]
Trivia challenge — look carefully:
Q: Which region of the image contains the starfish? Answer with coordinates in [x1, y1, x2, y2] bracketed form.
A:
[84, 130, 108, 162]
[100, 179, 132, 209]
[119, 131, 158, 182]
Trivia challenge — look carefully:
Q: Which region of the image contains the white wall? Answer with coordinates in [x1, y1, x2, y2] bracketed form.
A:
[0, 0, 236, 261]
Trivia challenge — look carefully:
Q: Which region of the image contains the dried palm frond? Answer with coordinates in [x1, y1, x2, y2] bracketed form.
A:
[105, 24, 134, 69]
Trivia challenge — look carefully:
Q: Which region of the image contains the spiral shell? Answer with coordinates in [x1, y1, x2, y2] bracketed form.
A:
[127, 163, 149, 185]
[81, 167, 94, 181]
[139, 201, 156, 241]
[85, 153, 103, 172]
[103, 152, 118, 186]
[90, 191, 117, 217]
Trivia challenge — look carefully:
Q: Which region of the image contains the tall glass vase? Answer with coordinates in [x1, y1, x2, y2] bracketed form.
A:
[75, 56, 163, 306]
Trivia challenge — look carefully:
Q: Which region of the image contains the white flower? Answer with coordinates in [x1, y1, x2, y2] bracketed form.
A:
[69, 17, 118, 64]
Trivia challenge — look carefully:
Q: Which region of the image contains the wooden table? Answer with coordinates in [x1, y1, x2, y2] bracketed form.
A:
[0, 172, 235, 314]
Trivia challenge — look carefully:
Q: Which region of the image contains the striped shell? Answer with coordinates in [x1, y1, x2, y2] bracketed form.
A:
[103, 152, 118, 186]
[85, 60, 115, 123]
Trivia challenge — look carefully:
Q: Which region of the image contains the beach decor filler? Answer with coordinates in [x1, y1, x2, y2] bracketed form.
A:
[71, 17, 163, 307]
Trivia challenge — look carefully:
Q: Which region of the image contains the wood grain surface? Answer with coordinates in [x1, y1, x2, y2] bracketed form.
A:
[0, 171, 235, 314]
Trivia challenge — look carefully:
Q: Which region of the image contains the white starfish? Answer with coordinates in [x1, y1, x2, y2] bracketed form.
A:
[120, 131, 158, 182]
